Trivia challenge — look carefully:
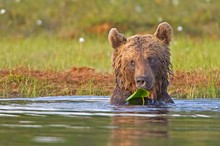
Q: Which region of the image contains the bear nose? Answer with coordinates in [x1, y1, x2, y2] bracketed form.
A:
[135, 76, 151, 90]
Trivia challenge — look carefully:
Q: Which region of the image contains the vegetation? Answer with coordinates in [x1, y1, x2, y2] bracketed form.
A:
[0, 37, 219, 98]
[0, 36, 219, 72]
[0, 0, 219, 38]
[126, 88, 150, 105]
[0, 37, 112, 72]
[0, 0, 219, 98]
[171, 37, 220, 71]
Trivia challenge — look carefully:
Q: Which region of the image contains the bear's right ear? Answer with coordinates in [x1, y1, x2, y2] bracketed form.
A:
[154, 22, 173, 45]
[108, 28, 127, 49]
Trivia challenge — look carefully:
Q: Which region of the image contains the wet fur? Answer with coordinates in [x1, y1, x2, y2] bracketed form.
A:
[109, 22, 174, 105]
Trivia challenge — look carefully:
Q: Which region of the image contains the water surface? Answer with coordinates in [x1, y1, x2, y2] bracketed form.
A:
[0, 96, 219, 146]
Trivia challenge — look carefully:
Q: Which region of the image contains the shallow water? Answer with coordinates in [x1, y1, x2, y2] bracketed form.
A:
[0, 96, 219, 146]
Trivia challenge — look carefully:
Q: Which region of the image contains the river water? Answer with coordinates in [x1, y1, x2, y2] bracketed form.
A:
[0, 96, 219, 146]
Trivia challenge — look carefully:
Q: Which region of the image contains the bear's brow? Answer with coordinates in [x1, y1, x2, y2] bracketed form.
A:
[126, 35, 154, 49]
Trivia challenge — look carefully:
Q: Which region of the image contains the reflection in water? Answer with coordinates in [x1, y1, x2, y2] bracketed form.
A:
[33, 136, 64, 143]
[109, 110, 169, 146]
[0, 97, 220, 146]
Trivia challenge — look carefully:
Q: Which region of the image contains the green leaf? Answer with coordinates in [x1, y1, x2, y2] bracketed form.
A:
[126, 88, 150, 105]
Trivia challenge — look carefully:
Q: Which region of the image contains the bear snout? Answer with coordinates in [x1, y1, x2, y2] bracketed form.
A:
[135, 76, 154, 90]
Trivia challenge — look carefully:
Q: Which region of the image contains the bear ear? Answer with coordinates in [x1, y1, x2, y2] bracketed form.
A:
[154, 22, 173, 45]
[108, 28, 127, 49]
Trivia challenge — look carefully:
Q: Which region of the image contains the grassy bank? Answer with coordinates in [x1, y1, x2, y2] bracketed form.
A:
[0, 67, 219, 99]
[0, 0, 219, 98]
[0, 36, 219, 98]
[0, 37, 112, 72]
[0, 36, 220, 72]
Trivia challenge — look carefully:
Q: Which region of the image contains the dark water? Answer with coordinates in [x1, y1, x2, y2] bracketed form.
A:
[0, 96, 219, 146]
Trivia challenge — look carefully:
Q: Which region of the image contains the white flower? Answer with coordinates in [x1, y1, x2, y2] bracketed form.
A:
[135, 5, 142, 13]
[172, 0, 179, 6]
[177, 26, 183, 32]
[79, 37, 85, 43]
[36, 19, 43, 26]
[0, 9, 6, 15]
[15, 0, 21, 3]
[158, 17, 163, 23]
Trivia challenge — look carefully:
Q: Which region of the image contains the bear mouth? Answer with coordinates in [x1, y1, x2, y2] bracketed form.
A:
[136, 83, 153, 91]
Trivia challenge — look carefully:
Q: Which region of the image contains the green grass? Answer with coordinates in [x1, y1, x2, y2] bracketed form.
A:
[0, 37, 112, 72]
[0, 36, 219, 72]
[169, 71, 220, 98]
[0, 0, 219, 38]
[75, 79, 111, 96]
[0, 36, 219, 98]
[171, 37, 220, 71]
[1, 36, 220, 98]
[0, 73, 50, 97]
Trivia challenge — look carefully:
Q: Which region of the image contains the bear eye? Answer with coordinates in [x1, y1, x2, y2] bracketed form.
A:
[148, 57, 154, 63]
[130, 60, 135, 66]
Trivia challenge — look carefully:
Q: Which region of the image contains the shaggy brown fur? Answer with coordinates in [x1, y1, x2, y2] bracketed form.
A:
[108, 22, 174, 105]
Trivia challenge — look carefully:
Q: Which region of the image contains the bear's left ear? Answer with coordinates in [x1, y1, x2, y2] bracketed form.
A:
[154, 22, 173, 45]
[108, 28, 127, 49]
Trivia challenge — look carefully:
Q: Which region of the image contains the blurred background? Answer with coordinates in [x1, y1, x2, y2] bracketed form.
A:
[0, 0, 219, 39]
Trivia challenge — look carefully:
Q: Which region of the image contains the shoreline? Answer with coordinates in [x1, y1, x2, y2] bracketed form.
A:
[0, 67, 219, 98]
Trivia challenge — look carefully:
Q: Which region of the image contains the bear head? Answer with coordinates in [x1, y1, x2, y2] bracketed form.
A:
[108, 22, 174, 105]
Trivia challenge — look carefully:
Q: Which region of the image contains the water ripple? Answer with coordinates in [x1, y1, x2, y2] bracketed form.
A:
[0, 96, 219, 118]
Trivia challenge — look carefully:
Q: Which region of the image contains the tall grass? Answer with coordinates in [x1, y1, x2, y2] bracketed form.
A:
[0, 36, 219, 72]
[0, 37, 112, 72]
[0, 73, 50, 97]
[170, 71, 220, 98]
[171, 37, 220, 71]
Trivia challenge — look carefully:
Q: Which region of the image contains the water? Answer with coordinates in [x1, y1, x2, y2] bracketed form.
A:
[0, 96, 219, 146]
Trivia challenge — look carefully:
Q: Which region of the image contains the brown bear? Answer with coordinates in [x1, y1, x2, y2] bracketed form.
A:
[108, 22, 174, 105]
